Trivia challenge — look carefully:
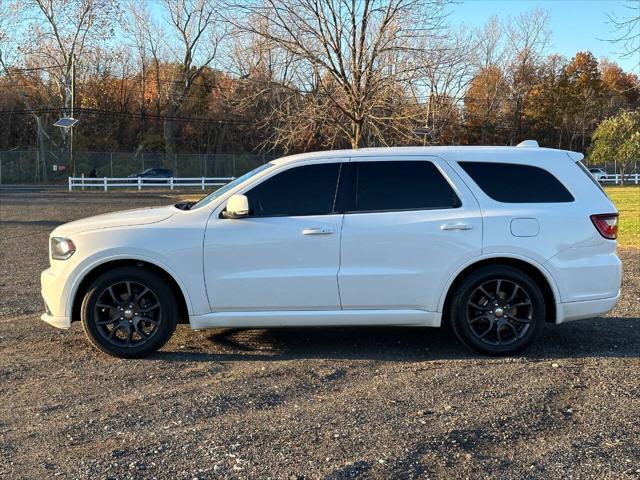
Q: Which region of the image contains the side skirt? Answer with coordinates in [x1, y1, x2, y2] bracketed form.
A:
[189, 309, 441, 330]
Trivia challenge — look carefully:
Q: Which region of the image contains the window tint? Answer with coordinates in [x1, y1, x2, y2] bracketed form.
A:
[246, 163, 341, 216]
[349, 161, 461, 212]
[459, 162, 574, 203]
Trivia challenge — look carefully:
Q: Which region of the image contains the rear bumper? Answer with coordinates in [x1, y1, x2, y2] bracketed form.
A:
[556, 291, 620, 324]
[545, 247, 622, 303]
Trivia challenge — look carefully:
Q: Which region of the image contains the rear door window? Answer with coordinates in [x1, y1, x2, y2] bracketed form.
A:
[459, 162, 574, 203]
[345, 160, 461, 212]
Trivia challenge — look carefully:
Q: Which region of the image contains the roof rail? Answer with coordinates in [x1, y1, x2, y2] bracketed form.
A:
[516, 140, 539, 148]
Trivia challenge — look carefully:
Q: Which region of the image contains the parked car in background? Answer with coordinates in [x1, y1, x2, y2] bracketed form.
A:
[41, 141, 621, 358]
[127, 168, 174, 183]
[588, 168, 607, 182]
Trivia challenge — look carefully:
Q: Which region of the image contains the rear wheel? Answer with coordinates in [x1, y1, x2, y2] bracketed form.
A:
[450, 265, 545, 355]
[81, 266, 178, 358]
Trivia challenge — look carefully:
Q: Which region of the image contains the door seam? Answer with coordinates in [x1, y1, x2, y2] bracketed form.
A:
[336, 212, 346, 310]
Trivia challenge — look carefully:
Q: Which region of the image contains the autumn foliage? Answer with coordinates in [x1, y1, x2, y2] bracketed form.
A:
[0, 1, 638, 157]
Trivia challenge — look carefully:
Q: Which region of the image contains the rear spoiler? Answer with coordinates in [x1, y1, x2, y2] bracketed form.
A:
[566, 151, 584, 162]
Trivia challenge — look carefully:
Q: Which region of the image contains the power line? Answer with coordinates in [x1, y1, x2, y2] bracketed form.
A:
[1, 64, 67, 73]
[0, 107, 251, 125]
[1, 69, 224, 87]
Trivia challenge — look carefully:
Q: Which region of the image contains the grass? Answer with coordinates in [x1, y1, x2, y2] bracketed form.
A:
[605, 185, 640, 248]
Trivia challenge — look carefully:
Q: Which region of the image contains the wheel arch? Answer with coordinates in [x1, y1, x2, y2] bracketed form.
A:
[70, 258, 191, 325]
[440, 255, 559, 325]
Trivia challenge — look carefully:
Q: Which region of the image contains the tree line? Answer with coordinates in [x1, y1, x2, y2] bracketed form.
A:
[0, 0, 638, 161]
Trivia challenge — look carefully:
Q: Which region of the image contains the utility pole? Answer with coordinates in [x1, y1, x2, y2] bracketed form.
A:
[54, 55, 79, 177]
[70, 54, 76, 176]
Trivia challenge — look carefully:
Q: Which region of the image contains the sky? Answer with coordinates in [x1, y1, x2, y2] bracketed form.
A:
[448, 0, 639, 73]
[143, 0, 638, 74]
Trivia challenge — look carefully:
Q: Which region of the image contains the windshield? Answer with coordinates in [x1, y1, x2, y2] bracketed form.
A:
[190, 162, 274, 210]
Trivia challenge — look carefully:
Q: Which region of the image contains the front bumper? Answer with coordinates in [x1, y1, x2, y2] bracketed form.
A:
[40, 312, 71, 329]
[41, 263, 75, 329]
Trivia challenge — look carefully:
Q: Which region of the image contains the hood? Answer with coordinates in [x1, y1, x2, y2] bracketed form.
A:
[52, 205, 177, 236]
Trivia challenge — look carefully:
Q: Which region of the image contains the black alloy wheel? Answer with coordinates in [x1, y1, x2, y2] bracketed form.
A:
[465, 278, 533, 347]
[450, 265, 545, 355]
[81, 266, 178, 358]
[93, 280, 163, 348]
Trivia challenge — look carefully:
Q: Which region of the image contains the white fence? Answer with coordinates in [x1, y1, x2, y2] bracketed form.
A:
[67, 172, 639, 192]
[600, 174, 640, 184]
[69, 176, 234, 191]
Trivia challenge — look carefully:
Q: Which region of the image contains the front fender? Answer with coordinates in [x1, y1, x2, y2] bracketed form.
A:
[64, 249, 196, 319]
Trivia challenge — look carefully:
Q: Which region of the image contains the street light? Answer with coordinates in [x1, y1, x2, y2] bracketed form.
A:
[54, 116, 79, 175]
[414, 127, 430, 146]
[53, 117, 79, 128]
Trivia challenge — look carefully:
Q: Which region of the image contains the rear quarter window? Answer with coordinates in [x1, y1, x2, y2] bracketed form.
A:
[577, 161, 608, 197]
[459, 162, 574, 203]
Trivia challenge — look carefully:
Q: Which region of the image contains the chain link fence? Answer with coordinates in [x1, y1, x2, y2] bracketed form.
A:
[585, 160, 638, 175]
[1, 149, 637, 186]
[0, 150, 279, 185]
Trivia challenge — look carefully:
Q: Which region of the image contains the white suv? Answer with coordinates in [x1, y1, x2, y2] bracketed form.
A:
[41, 143, 622, 357]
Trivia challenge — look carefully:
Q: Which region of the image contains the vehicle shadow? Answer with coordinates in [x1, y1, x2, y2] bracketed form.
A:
[155, 316, 640, 362]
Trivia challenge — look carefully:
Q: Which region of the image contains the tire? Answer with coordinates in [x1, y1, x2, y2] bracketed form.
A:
[81, 266, 178, 358]
[450, 265, 545, 355]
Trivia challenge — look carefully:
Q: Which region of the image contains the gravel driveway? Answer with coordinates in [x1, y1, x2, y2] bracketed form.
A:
[1, 192, 638, 479]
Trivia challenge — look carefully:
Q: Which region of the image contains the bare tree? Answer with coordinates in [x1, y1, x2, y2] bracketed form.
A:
[463, 17, 508, 144]
[412, 26, 475, 144]
[504, 9, 550, 144]
[159, 0, 228, 152]
[122, 1, 152, 134]
[0, 0, 16, 63]
[121, 0, 173, 152]
[0, 0, 53, 179]
[475, 16, 507, 70]
[233, 0, 451, 150]
[606, 0, 640, 61]
[227, 19, 309, 152]
[10, 0, 116, 173]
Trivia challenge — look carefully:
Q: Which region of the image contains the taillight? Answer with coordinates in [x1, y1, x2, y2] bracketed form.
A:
[590, 213, 619, 240]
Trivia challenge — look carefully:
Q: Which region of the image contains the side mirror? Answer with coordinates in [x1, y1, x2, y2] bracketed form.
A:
[223, 194, 250, 218]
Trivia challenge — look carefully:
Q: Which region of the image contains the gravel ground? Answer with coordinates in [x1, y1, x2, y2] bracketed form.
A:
[1, 192, 639, 480]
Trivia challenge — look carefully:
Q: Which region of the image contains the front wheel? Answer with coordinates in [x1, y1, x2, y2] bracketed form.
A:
[450, 265, 545, 355]
[81, 266, 178, 358]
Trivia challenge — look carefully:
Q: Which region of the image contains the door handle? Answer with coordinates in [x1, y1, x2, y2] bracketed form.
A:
[302, 227, 334, 235]
[441, 223, 473, 231]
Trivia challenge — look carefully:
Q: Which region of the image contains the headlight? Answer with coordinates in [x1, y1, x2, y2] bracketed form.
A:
[51, 237, 76, 260]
